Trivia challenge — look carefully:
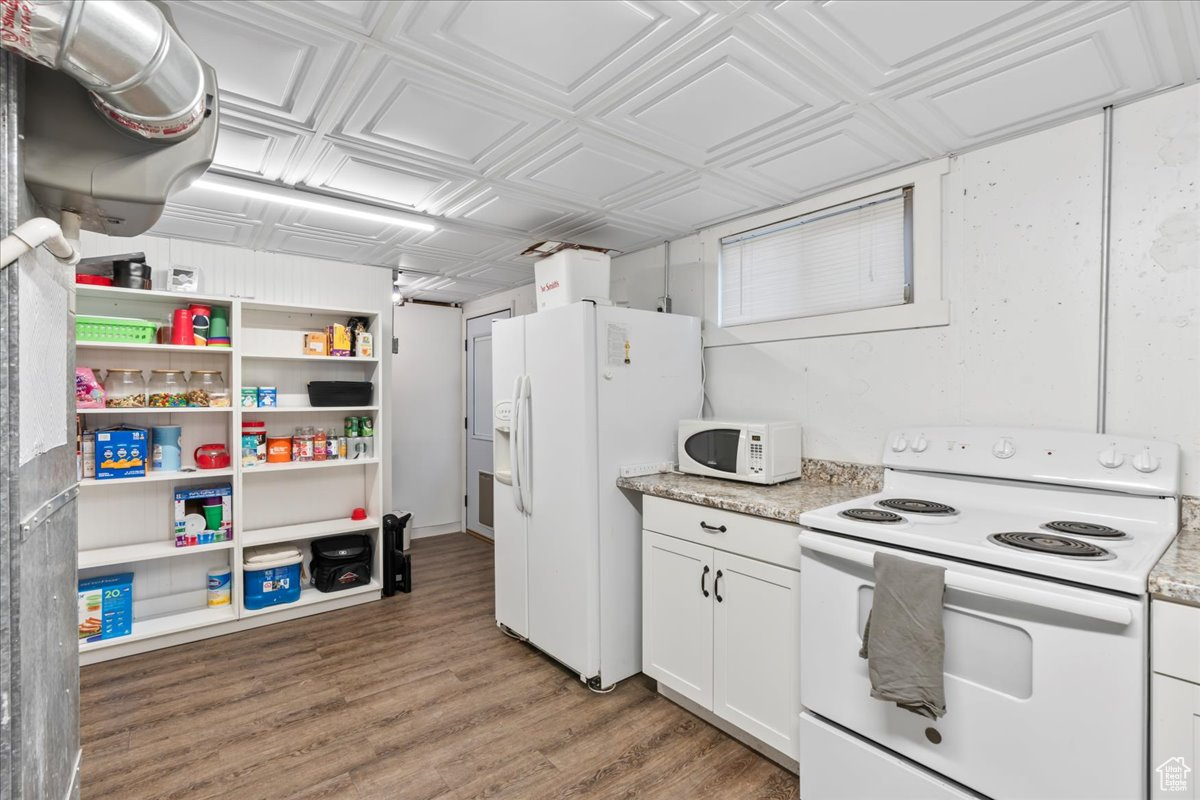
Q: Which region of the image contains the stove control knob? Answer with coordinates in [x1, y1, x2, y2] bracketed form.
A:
[1098, 448, 1124, 469]
[891, 435, 909, 453]
[1133, 448, 1160, 474]
[911, 436, 929, 453]
[992, 438, 1015, 459]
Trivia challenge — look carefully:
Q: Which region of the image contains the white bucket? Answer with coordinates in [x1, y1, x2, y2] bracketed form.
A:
[534, 250, 610, 310]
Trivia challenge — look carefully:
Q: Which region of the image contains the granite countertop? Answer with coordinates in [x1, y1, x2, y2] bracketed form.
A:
[1151, 496, 1200, 605]
[616, 471, 870, 523]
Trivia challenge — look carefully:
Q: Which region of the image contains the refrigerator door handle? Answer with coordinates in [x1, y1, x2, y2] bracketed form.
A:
[509, 375, 524, 513]
[519, 375, 532, 513]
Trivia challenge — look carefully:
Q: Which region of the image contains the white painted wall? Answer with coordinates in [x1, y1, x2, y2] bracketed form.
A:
[610, 83, 1200, 495]
[462, 283, 536, 319]
[392, 303, 464, 536]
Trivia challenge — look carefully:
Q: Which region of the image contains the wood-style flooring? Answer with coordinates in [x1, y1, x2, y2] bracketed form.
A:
[81, 533, 798, 799]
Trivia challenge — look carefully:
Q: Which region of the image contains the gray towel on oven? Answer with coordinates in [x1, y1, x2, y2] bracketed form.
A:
[858, 551, 947, 719]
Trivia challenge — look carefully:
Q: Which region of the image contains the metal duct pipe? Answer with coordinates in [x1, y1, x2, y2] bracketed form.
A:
[1, 0, 207, 141]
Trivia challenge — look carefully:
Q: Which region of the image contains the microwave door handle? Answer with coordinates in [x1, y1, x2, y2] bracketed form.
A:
[519, 376, 532, 513]
[509, 376, 523, 513]
[797, 533, 1133, 627]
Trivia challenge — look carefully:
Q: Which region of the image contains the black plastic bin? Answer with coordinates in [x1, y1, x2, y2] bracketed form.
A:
[307, 381, 373, 407]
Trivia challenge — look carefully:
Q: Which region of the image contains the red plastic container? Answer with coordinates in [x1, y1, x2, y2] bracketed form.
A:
[75, 274, 114, 286]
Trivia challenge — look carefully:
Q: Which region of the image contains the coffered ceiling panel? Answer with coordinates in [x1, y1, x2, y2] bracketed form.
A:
[167, 1, 359, 128]
[153, 0, 1199, 303]
[596, 27, 842, 164]
[385, 0, 715, 111]
[505, 129, 686, 206]
[330, 54, 556, 172]
[885, 3, 1184, 149]
[301, 144, 469, 211]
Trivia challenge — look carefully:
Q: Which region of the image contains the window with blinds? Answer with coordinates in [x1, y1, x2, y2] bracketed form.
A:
[719, 187, 913, 328]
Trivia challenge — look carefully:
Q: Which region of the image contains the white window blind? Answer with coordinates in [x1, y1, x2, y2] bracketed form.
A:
[719, 187, 911, 327]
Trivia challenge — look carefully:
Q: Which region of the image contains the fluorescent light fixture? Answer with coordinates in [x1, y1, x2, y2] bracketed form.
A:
[193, 176, 437, 232]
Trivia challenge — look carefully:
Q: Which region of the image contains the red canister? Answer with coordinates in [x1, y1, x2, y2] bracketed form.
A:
[170, 308, 194, 345]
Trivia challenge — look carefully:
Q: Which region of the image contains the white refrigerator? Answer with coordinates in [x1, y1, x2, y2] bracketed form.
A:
[492, 302, 702, 689]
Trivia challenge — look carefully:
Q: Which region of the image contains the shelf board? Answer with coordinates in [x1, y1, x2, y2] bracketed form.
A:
[242, 458, 379, 475]
[244, 405, 379, 413]
[241, 581, 381, 618]
[79, 467, 235, 488]
[75, 285, 234, 306]
[76, 341, 233, 355]
[240, 300, 377, 318]
[79, 540, 233, 570]
[78, 605, 236, 653]
[243, 517, 380, 548]
[77, 406, 234, 415]
[241, 353, 378, 363]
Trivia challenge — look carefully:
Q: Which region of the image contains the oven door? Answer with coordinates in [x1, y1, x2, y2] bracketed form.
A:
[799, 531, 1147, 800]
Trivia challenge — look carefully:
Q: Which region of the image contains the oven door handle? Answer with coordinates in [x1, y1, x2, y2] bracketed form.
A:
[798, 533, 1133, 627]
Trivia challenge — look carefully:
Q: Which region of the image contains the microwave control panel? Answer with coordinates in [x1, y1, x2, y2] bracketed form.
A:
[749, 434, 764, 474]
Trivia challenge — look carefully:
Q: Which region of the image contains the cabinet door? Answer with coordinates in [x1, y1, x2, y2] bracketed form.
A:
[642, 531, 714, 708]
[713, 549, 800, 758]
[1152, 673, 1200, 799]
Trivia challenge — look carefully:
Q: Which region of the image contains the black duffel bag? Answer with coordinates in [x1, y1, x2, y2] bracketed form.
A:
[311, 534, 372, 592]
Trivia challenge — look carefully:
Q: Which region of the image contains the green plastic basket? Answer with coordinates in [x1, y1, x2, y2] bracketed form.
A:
[76, 315, 159, 344]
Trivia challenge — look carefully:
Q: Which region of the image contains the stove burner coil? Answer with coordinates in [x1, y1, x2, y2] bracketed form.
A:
[877, 498, 958, 516]
[987, 532, 1114, 560]
[840, 508, 904, 524]
[1043, 521, 1126, 539]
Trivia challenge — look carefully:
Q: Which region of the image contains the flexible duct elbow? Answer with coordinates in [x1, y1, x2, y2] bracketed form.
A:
[1, 0, 208, 141]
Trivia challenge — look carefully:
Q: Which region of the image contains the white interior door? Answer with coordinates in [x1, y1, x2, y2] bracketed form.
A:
[466, 309, 510, 538]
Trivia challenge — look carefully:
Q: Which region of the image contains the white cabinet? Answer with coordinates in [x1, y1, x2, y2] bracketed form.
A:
[713, 550, 800, 755]
[1152, 599, 1200, 799]
[643, 532, 714, 708]
[1152, 673, 1200, 798]
[641, 496, 801, 760]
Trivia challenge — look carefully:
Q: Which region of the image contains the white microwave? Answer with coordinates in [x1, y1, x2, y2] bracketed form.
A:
[677, 420, 802, 485]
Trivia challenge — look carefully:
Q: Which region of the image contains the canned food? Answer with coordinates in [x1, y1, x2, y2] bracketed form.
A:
[344, 416, 359, 438]
[359, 416, 374, 437]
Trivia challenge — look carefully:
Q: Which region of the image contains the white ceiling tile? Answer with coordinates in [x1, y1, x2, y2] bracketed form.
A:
[463, 262, 536, 286]
[595, 27, 842, 164]
[261, 229, 381, 261]
[447, 186, 583, 234]
[150, 210, 259, 247]
[253, 0, 390, 35]
[302, 144, 469, 210]
[406, 227, 522, 259]
[559, 218, 663, 253]
[886, 4, 1177, 147]
[505, 130, 686, 206]
[166, 1, 358, 128]
[329, 55, 556, 171]
[629, 177, 770, 230]
[385, 0, 715, 110]
[210, 111, 309, 180]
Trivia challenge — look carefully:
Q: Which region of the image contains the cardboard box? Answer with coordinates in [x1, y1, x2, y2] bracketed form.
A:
[327, 324, 351, 357]
[94, 425, 147, 480]
[174, 483, 233, 547]
[304, 331, 327, 356]
[78, 573, 133, 642]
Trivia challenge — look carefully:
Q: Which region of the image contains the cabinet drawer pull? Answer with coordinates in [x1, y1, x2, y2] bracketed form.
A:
[699, 521, 727, 533]
[700, 565, 710, 597]
[714, 569, 724, 603]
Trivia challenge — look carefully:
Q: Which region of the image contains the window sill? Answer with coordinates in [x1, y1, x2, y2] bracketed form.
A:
[703, 299, 950, 346]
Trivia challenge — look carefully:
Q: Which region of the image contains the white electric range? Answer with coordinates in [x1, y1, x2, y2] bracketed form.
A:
[797, 426, 1181, 800]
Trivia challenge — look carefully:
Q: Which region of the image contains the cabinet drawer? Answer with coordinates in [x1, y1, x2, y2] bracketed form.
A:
[643, 496, 801, 570]
[1153, 600, 1200, 683]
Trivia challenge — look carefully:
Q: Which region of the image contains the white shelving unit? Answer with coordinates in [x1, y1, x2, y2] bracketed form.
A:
[75, 291, 386, 665]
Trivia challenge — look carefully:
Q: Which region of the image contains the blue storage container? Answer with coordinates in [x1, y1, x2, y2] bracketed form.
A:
[243, 545, 303, 610]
